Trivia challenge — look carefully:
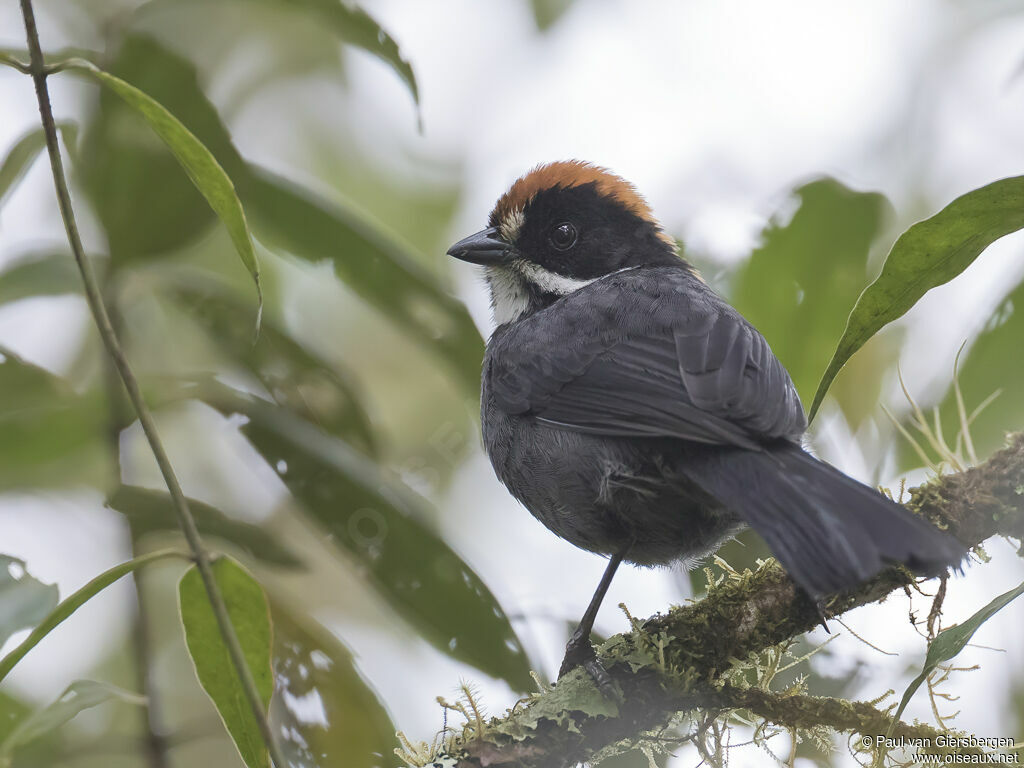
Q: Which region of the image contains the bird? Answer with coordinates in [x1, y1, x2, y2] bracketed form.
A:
[447, 160, 966, 691]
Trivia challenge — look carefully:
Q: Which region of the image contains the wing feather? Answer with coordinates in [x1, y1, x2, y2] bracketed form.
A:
[486, 266, 806, 447]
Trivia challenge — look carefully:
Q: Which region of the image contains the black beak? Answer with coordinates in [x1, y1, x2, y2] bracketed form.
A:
[447, 227, 516, 266]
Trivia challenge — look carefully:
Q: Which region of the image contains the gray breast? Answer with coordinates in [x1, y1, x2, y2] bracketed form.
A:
[481, 355, 744, 566]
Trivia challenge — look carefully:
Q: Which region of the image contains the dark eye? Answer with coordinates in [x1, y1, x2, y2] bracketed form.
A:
[548, 221, 578, 250]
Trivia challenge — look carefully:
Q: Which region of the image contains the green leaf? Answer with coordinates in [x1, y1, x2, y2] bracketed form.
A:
[179, 557, 274, 768]
[0, 123, 78, 213]
[0, 252, 83, 306]
[0, 549, 189, 683]
[0, 52, 29, 72]
[201, 384, 533, 691]
[730, 179, 890, 418]
[243, 0, 418, 107]
[108, 485, 302, 567]
[0, 680, 145, 759]
[890, 579, 1024, 735]
[58, 52, 261, 323]
[0, 347, 110, 491]
[0, 689, 31, 751]
[0, 556, 58, 649]
[810, 176, 1024, 422]
[528, 0, 576, 30]
[272, 598, 398, 767]
[240, 167, 484, 392]
[930, 277, 1024, 462]
[0, 46, 98, 70]
[78, 35, 480, 390]
[168, 277, 377, 455]
[77, 36, 238, 262]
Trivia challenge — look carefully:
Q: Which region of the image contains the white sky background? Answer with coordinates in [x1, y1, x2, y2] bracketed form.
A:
[2, 0, 1024, 766]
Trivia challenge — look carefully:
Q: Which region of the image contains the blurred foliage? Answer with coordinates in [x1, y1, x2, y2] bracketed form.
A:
[80, 35, 234, 264]
[892, 578, 1024, 737]
[730, 179, 892, 426]
[528, 0, 575, 31]
[2, 0, 1024, 766]
[0, 680, 145, 761]
[810, 176, 1024, 421]
[1, 0, 498, 764]
[0, 252, 85, 306]
[934, 277, 1024, 460]
[0, 557, 57, 650]
[0, 124, 76, 211]
[271, 598, 398, 768]
[110, 486, 302, 567]
[0, 348, 111, 490]
[199, 385, 532, 689]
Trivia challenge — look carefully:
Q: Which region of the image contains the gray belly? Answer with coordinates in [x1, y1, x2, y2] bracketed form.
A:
[481, 394, 743, 566]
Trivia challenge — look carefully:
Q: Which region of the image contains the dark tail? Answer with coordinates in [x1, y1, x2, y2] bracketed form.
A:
[679, 443, 967, 598]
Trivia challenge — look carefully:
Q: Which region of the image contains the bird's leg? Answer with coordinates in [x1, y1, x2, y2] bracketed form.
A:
[558, 546, 628, 695]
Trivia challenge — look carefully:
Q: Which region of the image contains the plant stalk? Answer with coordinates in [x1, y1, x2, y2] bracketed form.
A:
[17, 2, 285, 765]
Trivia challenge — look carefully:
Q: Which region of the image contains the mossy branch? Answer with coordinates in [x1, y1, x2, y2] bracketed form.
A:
[432, 433, 1024, 767]
[698, 684, 986, 757]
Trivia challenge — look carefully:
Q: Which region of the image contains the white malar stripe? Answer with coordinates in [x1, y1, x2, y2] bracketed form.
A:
[485, 263, 638, 327]
[518, 262, 598, 295]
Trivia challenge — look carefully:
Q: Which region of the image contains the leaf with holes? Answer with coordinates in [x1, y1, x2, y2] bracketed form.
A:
[167, 277, 377, 455]
[0, 680, 145, 759]
[272, 598, 398, 767]
[0, 556, 58, 649]
[200, 383, 533, 692]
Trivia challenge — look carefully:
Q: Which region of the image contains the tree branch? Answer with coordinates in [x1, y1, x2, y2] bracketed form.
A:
[437, 434, 1024, 767]
[700, 684, 986, 757]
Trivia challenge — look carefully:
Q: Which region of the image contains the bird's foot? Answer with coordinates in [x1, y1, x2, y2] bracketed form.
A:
[558, 632, 616, 699]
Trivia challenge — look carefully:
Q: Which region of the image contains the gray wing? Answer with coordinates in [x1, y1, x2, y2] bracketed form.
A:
[486, 266, 806, 449]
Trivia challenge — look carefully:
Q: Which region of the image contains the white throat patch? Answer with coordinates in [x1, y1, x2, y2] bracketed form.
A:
[484, 262, 600, 327]
[484, 266, 530, 327]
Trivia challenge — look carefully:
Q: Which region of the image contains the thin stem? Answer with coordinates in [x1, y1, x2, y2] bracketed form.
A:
[102, 271, 171, 768]
[101, 327, 165, 768]
[132, 564, 172, 768]
[17, 3, 285, 766]
[0, 549, 192, 682]
[0, 51, 31, 73]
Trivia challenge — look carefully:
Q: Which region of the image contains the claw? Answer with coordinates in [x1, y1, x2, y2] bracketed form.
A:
[558, 634, 617, 699]
[815, 597, 831, 633]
